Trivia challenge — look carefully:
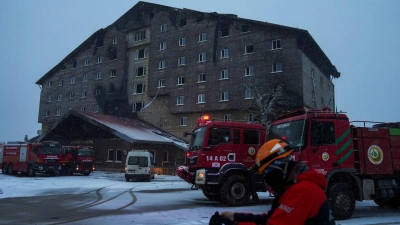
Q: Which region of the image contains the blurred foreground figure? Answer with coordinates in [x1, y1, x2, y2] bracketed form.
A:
[209, 139, 335, 225]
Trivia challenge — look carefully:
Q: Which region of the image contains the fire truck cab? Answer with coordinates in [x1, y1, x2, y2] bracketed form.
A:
[177, 115, 267, 206]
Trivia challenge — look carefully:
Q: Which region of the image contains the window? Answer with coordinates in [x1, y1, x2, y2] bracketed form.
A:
[248, 113, 254, 122]
[245, 45, 254, 54]
[83, 74, 88, 82]
[321, 97, 324, 106]
[177, 76, 185, 85]
[320, 76, 324, 87]
[311, 69, 315, 79]
[69, 92, 74, 99]
[134, 30, 146, 42]
[178, 57, 186, 66]
[272, 63, 282, 73]
[72, 60, 77, 68]
[107, 149, 114, 161]
[180, 18, 187, 27]
[163, 151, 169, 162]
[70, 77, 76, 84]
[133, 83, 145, 94]
[94, 105, 99, 113]
[311, 121, 335, 146]
[45, 110, 50, 117]
[245, 89, 254, 99]
[97, 57, 102, 64]
[156, 79, 165, 88]
[161, 24, 167, 32]
[135, 66, 146, 76]
[61, 65, 66, 70]
[197, 15, 204, 23]
[198, 73, 206, 83]
[133, 102, 144, 112]
[220, 49, 229, 58]
[220, 25, 229, 37]
[96, 72, 101, 80]
[47, 96, 51, 102]
[112, 37, 118, 44]
[272, 39, 281, 50]
[198, 53, 206, 62]
[135, 49, 147, 59]
[47, 81, 52, 88]
[220, 91, 229, 101]
[179, 37, 186, 46]
[244, 130, 260, 144]
[116, 149, 122, 162]
[56, 109, 61, 116]
[81, 91, 87, 98]
[57, 94, 62, 101]
[180, 117, 187, 126]
[177, 96, 184, 105]
[159, 42, 166, 50]
[209, 128, 231, 145]
[198, 33, 207, 42]
[110, 69, 116, 77]
[245, 66, 254, 76]
[109, 82, 115, 94]
[158, 60, 166, 69]
[198, 94, 206, 103]
[80, 106, 86, 112]
[95, 88, 101, 96]
[224, 114, 232, 121]
[312, 90, 316, 101]
[242, 24, 249, 33]
[58, 79, 63, 86]
[150, 150, 156, 163]
[84, 59, 89, 66]
[327, 84, 331, 93]
[220, 70, 229, 79]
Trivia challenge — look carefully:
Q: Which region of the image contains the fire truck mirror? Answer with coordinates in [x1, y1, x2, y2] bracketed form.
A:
[33, 146, 40, 155]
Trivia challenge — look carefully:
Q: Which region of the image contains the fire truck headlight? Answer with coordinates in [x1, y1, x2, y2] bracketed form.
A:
[195, 169, 206, 185]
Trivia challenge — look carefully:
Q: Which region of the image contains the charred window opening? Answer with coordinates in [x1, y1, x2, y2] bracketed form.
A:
[197, 15, 204, 23]
[242, 24, 249, 33]
[108, 47, 117, 60]
[97, 39, 104, 48]
[180, 18, 186, 26]
[109, 83, 115, 94]
[72, 60, 77, 68]
[220, 23, 229, 37]
[133, 102, 144, 112]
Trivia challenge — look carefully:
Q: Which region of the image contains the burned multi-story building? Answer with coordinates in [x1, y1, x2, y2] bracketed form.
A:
[35, 2, 339, 171]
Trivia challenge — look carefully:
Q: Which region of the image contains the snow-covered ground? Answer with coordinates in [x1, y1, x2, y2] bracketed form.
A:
[1, 170, 399, 225]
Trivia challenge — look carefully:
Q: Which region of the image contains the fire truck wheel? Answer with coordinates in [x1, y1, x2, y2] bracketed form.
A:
[7, 164, 15, 175]
[201, 188, 221, 201]
[83, 171, 91, 176]
[329, 183, 355, 220]
[2, 163, 7, 174]
[220, 174, 250, 206]
[27, 166, 36, 177]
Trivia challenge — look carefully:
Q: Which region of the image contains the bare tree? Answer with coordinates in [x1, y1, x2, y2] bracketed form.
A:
[243, 77, 302, 131]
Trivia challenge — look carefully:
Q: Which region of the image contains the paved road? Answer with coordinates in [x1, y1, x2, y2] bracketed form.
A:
[1, 172, 400, 225]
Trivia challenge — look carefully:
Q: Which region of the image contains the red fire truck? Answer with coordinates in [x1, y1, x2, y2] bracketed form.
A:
[267, 108, 400, 219]
[176, 115, 267, 206]
[60, 146, 95, 176]
[1, 141, 62, 176]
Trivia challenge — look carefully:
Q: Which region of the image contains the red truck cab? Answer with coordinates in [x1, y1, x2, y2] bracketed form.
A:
[61, 146, 95, 176]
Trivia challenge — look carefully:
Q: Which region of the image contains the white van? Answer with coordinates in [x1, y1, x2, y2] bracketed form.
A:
[124, 150, 155, 182]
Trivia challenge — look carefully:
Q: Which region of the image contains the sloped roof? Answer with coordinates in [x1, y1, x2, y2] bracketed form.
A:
[37, 110, 188, 150]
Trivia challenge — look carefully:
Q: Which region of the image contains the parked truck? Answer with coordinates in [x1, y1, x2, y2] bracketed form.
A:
[267, 108, 400, 219]
[176, 115, 267, 206]
[1, 141, 62, 176]
[177, 110, 400, 220]
[60, 146, 95, 176]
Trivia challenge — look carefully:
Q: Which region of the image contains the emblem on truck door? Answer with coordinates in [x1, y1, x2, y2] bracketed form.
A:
[367, 145, 383, 165]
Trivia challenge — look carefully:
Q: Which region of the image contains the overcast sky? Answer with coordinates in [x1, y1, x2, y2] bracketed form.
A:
[1, 0, 399, 142]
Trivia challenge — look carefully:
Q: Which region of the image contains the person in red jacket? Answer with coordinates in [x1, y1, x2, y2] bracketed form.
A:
[209, 139, 335, 225]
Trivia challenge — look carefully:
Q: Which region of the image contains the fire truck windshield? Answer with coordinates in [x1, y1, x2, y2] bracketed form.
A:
[78, 149, 94, 157]
[188, 126, 207, 151]
[269, 120, 305, 148]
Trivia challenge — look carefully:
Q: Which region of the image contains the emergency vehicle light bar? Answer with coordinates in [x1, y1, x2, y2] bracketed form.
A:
[197, 115, 211, 125]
